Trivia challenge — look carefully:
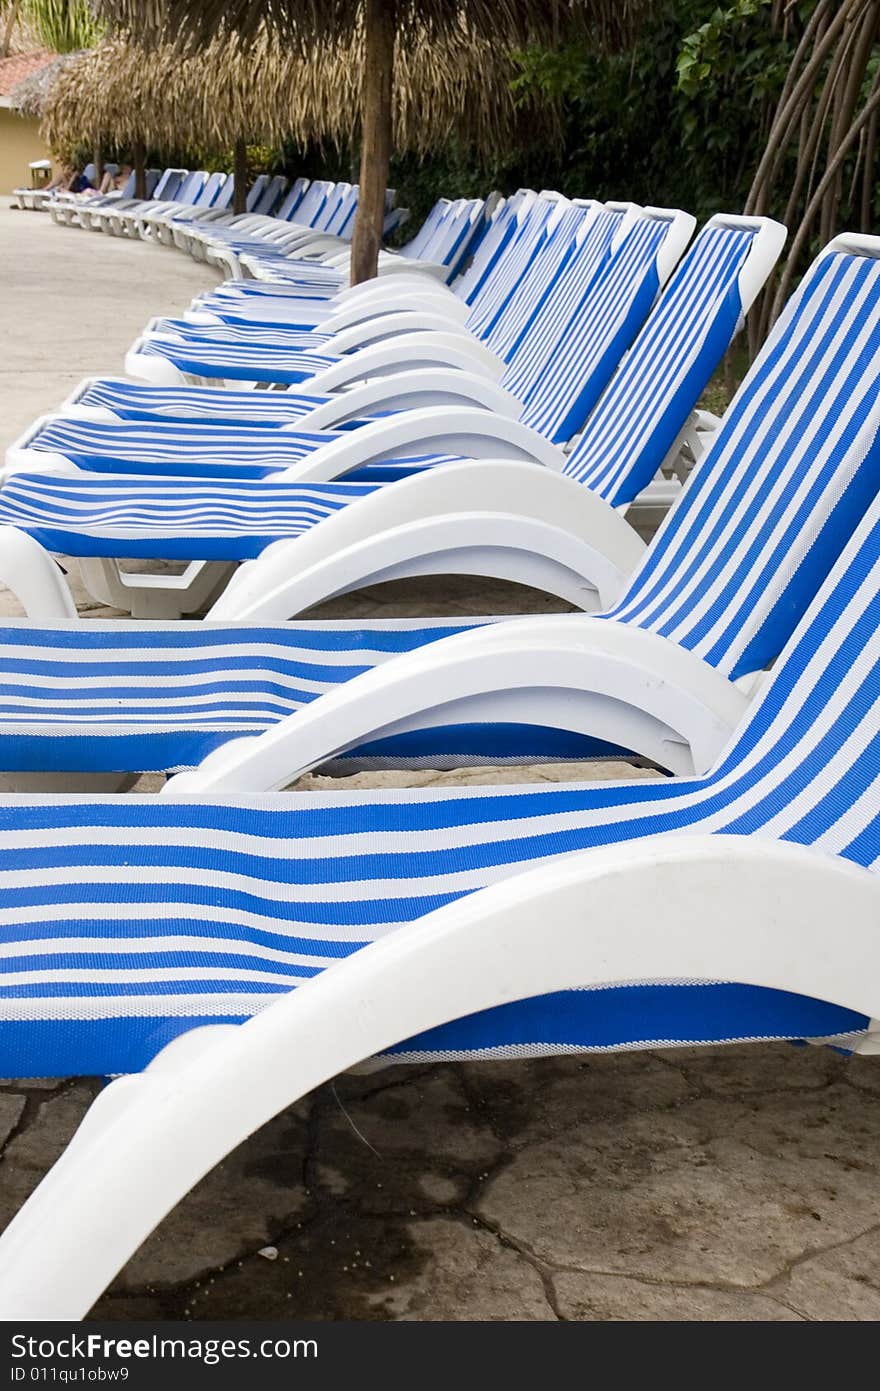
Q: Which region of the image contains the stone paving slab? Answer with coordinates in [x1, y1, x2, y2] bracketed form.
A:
[0, 202, 878, 1321]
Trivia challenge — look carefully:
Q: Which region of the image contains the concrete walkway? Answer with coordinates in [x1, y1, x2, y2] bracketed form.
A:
[0, 202, 879, 1322]
[0, 204, 216, 455]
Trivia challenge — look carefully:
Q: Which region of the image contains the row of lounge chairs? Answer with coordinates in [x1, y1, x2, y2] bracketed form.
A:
[0, 179, 877, 1318]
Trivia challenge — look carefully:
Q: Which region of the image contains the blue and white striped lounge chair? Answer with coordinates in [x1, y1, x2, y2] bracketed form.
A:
[9, 195, 616, 489]
[136, 189, 574, 367]
[3, 203, 692, 539]
[0, 484, 877, 1319]
[167, 195, 597, 353]
[46, 164, 128, 226]
[43, 164, 98, 223]
[95, 169, 212, 239]
[181, 176, 310, 264]
[127, 171, 230, 243]
[201, 182, 382, 276]
[0, 213, 780, 636]
[39, 190, 550, 428]
[45, 194, 569, 429]
[123, 203, 682, 434]
[79, 168, 182, 230]
[48, 192, 535, 433]
[73, 168, 174, 232]
[224, 188, 435, 282]
[12, 212, 776, 494]
[85, 169, 207, 238]
[22, 197, 614, 472]
[66, 167, 140, 228]
[210, 185, 417, 283]
[177, 188, 559, 335]
[156, 172, 273, 253]
[190, 186, 541, 315]
[2, 228, 875, 795]
[174, 174, 295, 261]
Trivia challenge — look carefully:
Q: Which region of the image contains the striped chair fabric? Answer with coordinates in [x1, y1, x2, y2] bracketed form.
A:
[0, 492, 876, 1078]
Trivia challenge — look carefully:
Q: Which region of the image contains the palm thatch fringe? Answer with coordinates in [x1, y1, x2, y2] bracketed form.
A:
[40, 23, 563, 156]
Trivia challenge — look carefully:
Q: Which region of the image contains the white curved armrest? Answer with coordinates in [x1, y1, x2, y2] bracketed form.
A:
[290, 369, 521, 428]
[273, 405, 563, 481]
[307, 332, 503, 389]
[319, 292, 469, 333]
[334, 274, 457, 305]
[0, 527, 78, 619]
[167, 615, 746, 791]
[209, 459, 643, 621]
[320, 309, 481, 356]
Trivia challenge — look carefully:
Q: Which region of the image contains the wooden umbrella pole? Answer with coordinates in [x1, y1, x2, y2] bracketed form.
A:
[133, 138, 147, 197]
[350, 0, 397, 284]
[233, 136, 249, 215]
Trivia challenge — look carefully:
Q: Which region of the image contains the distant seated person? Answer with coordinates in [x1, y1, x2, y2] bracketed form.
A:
[93, 168, 115, 195]
[39, 164, 80, 195]
[65, 166, 96, 195]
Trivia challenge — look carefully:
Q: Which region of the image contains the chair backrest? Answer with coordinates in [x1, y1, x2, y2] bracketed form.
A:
[420, 199, 474, 260]
[309, 183, 353, 234]
[507, 207, 694, 443]
[442, 201, 495, 273]
[696, 490, 880, 874]
[603, 235, 880, 682]
[118, 171, 137, 198]
[291, 179, 334, 228]
[451, 192, 529, 303]
[196, 172, 227, 207]
[324, 185, 360, 238]
[415, 198, 462, 261]
[400, 199, 451, 259]
[178, 171, 210, 206]
[243, 174, 271, 213]
[425, 200, 485, 270]
[465, 194, 565, 339]
[150, 168, 186, 201]
[251, 175, 288, 216]
[383, 206, 409, 238]
[498, 202, 635, 402]
[81, 163, 96, 185]
[565, 215, 786, 505]
[276, 178, 309, 221]
[486, 199, 601, 362]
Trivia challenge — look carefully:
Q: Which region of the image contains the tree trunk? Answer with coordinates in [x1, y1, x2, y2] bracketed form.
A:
[133, 139, 147, 199]
[94, 142, 103, 186]
[233, 137, 249, 215]
[350, 0, 396, 284]
[0, 1, 21, 59]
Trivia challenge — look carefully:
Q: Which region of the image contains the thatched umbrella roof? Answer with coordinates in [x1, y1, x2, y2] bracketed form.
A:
[42, 24, 558, 159]
[41, 33, 284, 154]
[94, 1, 637, 52]
[272, 18, 561, 155]
[8, 51, 84, 119]
[94, 0, 643, 281]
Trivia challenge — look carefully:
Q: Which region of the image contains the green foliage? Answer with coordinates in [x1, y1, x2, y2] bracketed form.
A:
[316, 0, 797, 232]
[676, 0, 776, 96]
[21, 0, 104, 53]
[503, 0, 795, 221]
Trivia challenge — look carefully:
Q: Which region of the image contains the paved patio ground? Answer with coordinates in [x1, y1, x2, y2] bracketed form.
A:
[0, 203, 878, 1321]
